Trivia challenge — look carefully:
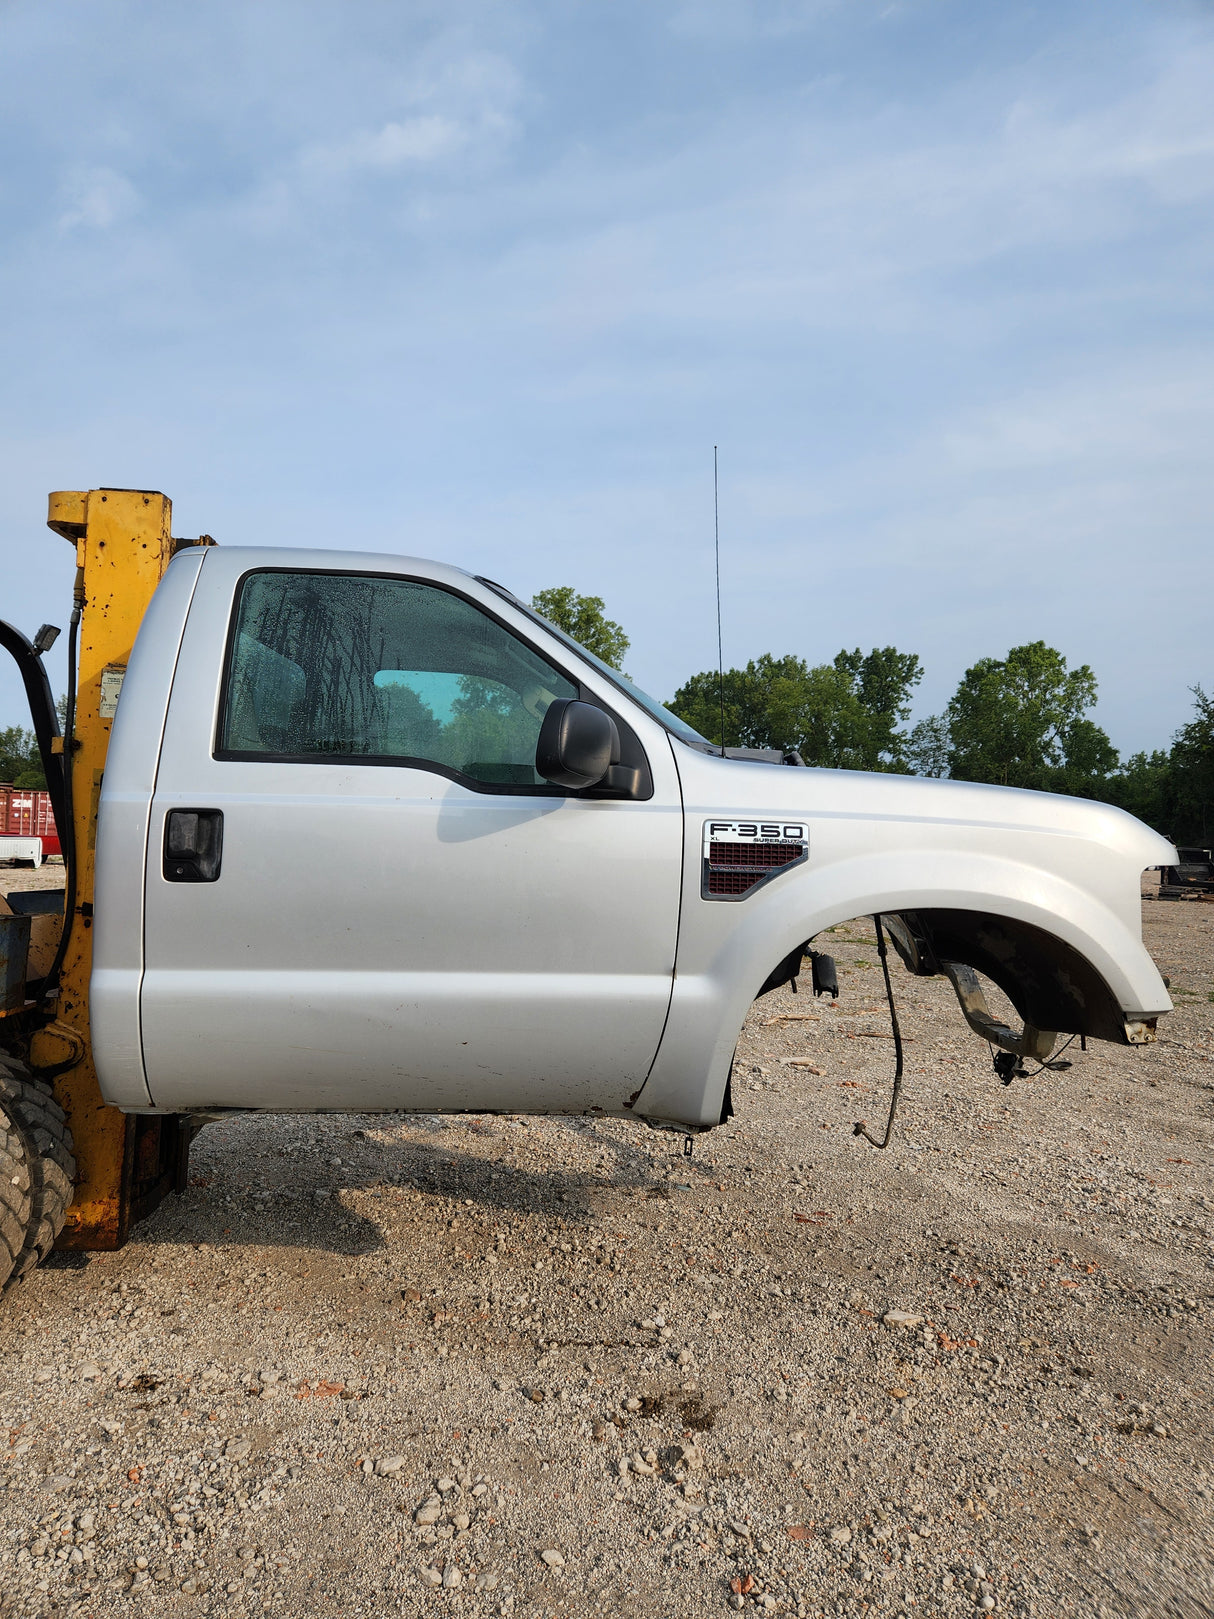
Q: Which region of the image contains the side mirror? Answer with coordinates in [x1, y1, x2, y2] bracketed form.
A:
[536, 699, 620, 789]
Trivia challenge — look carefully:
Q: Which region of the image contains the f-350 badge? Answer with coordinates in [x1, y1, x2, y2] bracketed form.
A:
[702, 820, 809, 900]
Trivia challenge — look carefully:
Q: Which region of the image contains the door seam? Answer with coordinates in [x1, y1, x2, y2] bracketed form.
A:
[137, 552, 209, 1110]
[632, 732, 686, 1098]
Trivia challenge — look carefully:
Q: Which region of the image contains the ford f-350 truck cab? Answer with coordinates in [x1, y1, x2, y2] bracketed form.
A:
[0, 487, 1179, 1285]
[89, 543, 1173, 1135]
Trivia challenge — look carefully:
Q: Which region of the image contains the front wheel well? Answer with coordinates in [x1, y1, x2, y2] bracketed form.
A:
[892, 908, 1129, 1045]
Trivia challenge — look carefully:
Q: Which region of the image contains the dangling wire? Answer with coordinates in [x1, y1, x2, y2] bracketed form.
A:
[853, 913, 905, 1150]
[990, 1031, 1078, 1086]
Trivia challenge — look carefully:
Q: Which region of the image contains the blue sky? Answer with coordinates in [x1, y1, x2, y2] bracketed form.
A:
[2, 0, 1211, 755]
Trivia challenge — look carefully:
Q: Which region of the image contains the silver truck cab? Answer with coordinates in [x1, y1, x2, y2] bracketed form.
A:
[91, 545, 1174, 1128]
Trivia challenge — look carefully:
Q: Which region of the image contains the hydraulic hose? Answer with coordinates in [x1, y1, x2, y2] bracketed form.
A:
[38, 568, 82, 1005]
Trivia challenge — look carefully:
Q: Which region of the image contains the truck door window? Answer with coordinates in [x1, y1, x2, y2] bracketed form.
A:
[217, 570, 579, 789]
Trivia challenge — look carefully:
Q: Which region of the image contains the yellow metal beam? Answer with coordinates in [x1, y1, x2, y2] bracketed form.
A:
[30, 489, 176, 1248]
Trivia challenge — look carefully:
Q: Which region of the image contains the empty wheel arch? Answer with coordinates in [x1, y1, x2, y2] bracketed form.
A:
[886, 908, 1134, 1046]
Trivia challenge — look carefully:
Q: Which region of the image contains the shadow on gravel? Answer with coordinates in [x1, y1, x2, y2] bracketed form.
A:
[113, 1113, 728, 1259]
[40, 1249, 91, 1269]
[343, 1119, 728, 1221]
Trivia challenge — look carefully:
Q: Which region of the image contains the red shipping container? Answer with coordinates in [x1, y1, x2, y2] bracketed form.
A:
[0, 786, 60, 857]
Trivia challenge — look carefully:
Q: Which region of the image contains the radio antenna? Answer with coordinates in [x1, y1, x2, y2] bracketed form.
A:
[714, 445, 725, 757]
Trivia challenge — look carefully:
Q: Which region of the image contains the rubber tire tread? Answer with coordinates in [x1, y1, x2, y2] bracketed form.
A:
[0, 1109, 33, 1292]
[0, 1059, 75, 1286]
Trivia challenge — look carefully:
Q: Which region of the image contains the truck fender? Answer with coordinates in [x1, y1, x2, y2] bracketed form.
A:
[632, 850, 1172, 1129]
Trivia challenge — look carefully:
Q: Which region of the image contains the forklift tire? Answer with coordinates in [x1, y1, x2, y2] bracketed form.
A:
[0, 1105, 33, 1291]
[0, 1061, 75, 1286]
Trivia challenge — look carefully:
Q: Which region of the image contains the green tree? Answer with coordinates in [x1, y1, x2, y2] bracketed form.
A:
[377, 681, 444, 759]
[444, 676, 538, 778]
[1170, 684, 1214, 844]
[906, 714, 951, 778]
[1100, 689, 1213, 845]
[669, 646, 921, 769]
[0, 725, 46, 789]
[669, 655, 823, 755]
[530, 587, 630, 671]
[832, 646, 923, 770]
[942, 641, 1117, 791]
[1101, 749, 1176, 834]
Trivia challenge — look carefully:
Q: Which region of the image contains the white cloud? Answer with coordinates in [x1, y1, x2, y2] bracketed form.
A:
[300, 47, 521, 179]
[306, 113, 467, 175]
[57, 165, 140, 231]
[470, 27, 1214, 360]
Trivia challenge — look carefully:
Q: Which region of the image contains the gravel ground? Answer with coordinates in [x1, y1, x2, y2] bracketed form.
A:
[1, 862, 1212, 1619]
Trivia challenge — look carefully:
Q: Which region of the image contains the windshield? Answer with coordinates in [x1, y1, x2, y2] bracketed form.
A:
[477, 579, 713, 747]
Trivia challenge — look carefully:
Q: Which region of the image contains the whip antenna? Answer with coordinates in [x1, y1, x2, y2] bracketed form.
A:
[714, 446, 725, 757]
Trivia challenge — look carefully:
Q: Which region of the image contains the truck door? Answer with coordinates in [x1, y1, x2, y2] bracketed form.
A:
[140, 552, 683, 1114]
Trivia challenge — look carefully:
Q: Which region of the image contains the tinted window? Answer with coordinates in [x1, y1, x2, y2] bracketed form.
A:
[220, 572, 579, 787]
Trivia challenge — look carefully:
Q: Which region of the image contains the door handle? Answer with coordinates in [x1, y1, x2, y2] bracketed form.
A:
[163, 809, 223, 883]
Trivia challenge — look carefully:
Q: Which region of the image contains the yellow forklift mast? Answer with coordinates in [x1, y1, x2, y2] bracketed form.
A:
[10, 489, 206, 1250]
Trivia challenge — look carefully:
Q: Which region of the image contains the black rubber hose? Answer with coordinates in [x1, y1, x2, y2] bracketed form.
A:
[38, 576, 81, 1005]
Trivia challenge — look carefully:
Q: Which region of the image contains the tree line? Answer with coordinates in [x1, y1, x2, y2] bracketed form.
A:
[673, 640, 1211, 848]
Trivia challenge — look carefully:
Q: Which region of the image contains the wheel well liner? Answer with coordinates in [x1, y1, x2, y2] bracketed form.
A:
[898, 908, 1129, 1044]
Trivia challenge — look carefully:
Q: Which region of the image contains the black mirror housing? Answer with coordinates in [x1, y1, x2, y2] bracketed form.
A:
[536, 699, 620, 789]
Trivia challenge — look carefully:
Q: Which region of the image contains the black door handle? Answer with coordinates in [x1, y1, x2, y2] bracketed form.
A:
[163, 809, 223, 883]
